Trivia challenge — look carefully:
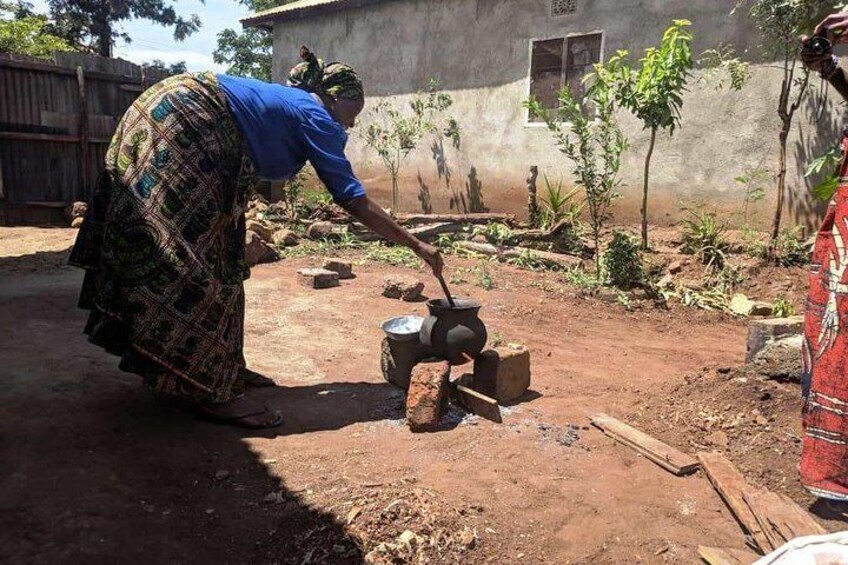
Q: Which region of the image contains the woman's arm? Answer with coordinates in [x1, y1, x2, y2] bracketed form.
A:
[340, 195, 444, 277]
[803, 13, 848, 100]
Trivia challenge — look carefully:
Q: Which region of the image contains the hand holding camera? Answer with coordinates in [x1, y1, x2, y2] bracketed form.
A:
[801, 13, 848, 73]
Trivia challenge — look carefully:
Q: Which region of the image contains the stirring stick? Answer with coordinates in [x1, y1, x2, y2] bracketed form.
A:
[436, 273, 457, 308]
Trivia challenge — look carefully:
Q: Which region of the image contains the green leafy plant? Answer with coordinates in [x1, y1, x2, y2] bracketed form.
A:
[475, 260, 495, 290]
[772, 296, 796, 317]
[561, 267, 602, 291]
[490, 331, 507, 348]
[602, 231, 644, 290]
[536, 176, 584, 231]
[734, 167, 771, 225]
[681, 207, 730, 270]
[805, 143, 841, 202]
[0, 3, 74, 57]
[594, 20, 694, 250]
[362, 79, 460, 215]
[742, 227, 769, 258]
[474, 222, 514, 246]
[525, 72, 628, 275]
[771, 227, 809, 267]
[364, 242, 422, 269]
[505, 248, 552, 271]
[698, 43, 752, 91]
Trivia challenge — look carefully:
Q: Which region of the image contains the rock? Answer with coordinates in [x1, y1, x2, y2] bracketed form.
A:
[667, 260, 685, 274]
[751, 334, 802, 381]
[471, 233, 489, 244]
[64, 201, 87, 222]
[297, 268, 340, 289]
[381, 337, 432, 390]
[746, 316, 804, 362]
[322, 258, 353, 279]
[472, 345, 531, 404]
[406, 359, 450, 432]
[71, 217, 84, 229]
[246, 220, 275, 242]
[382, 275, 425, 301]
[730, 293, 756, 316]
[750, 302, 773, 317]
[214, 469, 230, 481]
[705, 430, 729, 448]
[307, 221, 335, 240]
[657, 274, 675, 288]
[272, 229, 300, 247]
[596, 287, 620, 304]
[245, 231, 279, 266]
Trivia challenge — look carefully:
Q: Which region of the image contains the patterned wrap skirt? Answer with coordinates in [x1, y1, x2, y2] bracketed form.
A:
[801, 133, 848, 501]
[69, 72, 257, 404]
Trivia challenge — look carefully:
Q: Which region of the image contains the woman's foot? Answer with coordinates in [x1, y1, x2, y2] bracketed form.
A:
[240, 367, 276, 388]
[196, 395, 282, 429]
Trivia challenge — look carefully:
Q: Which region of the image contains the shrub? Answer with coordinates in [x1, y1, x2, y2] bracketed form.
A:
[681, 207, 730, 269]
[603, 231, 644, 290]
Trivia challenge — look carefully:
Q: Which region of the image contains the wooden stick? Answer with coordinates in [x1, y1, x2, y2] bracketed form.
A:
[436, 273, 456, 308]
[697, 546, 760, 565]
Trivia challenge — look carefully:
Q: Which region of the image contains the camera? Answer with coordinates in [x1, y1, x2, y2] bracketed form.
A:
[806, 33, 833, 57]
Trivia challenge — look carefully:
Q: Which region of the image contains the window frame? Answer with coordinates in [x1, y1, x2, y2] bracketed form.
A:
[525, 30, 606, 127]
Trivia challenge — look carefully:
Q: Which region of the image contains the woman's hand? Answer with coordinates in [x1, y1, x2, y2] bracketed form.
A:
[800, 36, 833, 72]
[815, 13, 848, 42]
[414, 242, 444, 278]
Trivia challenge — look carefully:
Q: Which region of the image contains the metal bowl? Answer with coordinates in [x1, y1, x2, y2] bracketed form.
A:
[381, 315, 424, 342]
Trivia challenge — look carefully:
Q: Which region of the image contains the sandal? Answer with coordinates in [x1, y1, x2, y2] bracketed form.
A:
[240, 367, 277, 388]
[196, 395, 283, 429]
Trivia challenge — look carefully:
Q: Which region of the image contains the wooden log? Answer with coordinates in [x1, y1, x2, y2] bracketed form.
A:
[408, 222, 466, 241]
[455, 241, 499, 256]
[590, 413, 700, 476]
[397, 213, 517, 226]
[76, 66, 90, 202]
[697, 546, 760, 565]
[527, 166, 539, 227]
[698, 452, 771, 553]
[455, 385, 502, 423]
[501, 246, 582, 269]
[743, 489, 826, 549]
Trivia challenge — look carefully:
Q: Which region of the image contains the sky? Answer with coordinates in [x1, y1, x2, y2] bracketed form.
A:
[29, 0, 252, 72]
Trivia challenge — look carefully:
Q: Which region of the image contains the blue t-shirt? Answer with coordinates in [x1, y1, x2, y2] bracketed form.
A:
[217, 74, 366, 203]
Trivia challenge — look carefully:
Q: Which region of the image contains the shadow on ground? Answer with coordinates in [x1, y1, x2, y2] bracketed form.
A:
[0, 268, 406, 564]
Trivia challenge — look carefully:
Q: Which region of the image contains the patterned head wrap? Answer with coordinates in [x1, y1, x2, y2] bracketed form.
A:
[287, 46, 364, 100]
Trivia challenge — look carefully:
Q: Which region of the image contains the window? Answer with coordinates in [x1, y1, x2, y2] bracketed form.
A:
[528, 33, 603, 121]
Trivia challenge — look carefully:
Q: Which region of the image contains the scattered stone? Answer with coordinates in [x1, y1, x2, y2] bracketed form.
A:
[381, 337, 432, 390]
[596, 287, 620, 304]
[750, 302, 774, 317]
[406, 359, 450, 432]
[717, 367, 732, 375]
[64, 201, 87, 222]
[657, 274, 675, 288]
[471, 233, 489, 244]
[457, 526, 476, 548]
[245, 219, 275, 242]
[746, 316, 804, 362]
[751, 334, 802, 381]
[382, 275, 425, 301]
[730, 293, 756, 317]
[271, 228, 300, 247]
[307, 221, 335, 240]
[705, 430, 729, 448]
[71, 217, 84, 229]
[245, 231, 279, 266]
[346, 506, 362, 525]
[667, 260, 685, 274]
[472, 345, 531, 404]
[323, 258, 353, 279]
[297, 268, 340, 289]
[752, 409, 769, 426]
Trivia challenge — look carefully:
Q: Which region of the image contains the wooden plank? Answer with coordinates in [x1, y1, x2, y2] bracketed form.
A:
[698, 452, 772, 553]
[697, 546, 760, 565]
[76, 66, 90, 202]
[0, 57, 145, 84]
[397, 212, 517, 225]
[743, 489, 826, 549]
[590, 413, 700, 476]
[455, 386, 502, 423]
[0, 132, 110, 144]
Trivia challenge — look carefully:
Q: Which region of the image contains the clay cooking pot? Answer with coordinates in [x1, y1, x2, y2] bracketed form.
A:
[419, 298, 487, 365]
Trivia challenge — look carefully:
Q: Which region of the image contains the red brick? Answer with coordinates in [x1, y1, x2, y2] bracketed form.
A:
[297, 268, 339, 289]
[322, 258, 353, 279]
[473, 345, 531, 404]
[406, 359, 450, 432]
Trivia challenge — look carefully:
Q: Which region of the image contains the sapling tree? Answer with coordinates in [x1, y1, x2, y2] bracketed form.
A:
[595, 20, 694, 250]
[361, 79, 460, 215]
[525, 74, 629, 276]
[733, 0, 840, 246]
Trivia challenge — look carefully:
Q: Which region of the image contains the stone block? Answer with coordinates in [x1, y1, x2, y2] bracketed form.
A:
[746, 316, 804, 362]
[382, 276, 425, 301]
[245, 231, 279, 266]
[272, 229, 300, 247]
[380, 337, 432, 390]
[406, 359, 450, 432]
[751, 334, 802, 381]
[323, 258, 353, 279]
[307, 221, 335, 240]
[297, 268, 339, 289]
[246, 220, 275, 242]
[472, 345, 531, 404]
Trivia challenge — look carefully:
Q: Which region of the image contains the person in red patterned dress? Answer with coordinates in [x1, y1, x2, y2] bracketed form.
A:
[800, 13, 848, 504]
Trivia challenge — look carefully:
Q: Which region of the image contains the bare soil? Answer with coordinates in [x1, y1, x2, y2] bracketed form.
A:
[0, 226, 840, 564]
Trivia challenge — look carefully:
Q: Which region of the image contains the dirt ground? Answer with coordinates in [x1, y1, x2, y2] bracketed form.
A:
[0, 226, 841, 564]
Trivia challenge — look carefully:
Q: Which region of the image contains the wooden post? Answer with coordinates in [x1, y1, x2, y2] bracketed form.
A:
[527, 166, 539, 227]
[76, 66, 90, 202]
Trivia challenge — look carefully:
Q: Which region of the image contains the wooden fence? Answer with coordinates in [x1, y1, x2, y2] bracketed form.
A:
[0, 51, 170, 225]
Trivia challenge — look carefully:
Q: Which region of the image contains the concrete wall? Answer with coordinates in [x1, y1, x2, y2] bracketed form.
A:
[269, 0, 845, 229]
